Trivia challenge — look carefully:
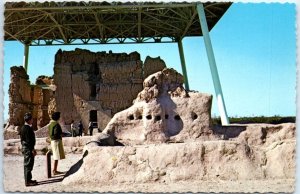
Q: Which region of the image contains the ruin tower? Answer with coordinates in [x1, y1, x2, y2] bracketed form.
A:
[53, 48, 166, 132]
[7, 66, 53, 131]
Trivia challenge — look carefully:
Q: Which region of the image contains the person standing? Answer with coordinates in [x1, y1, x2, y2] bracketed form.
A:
[78, 120, 83, 137]
[48, 112, 65, 175]
[88, 121, 93, 136]
[20, 112, 37, 186]
[70, 120, 75, 137]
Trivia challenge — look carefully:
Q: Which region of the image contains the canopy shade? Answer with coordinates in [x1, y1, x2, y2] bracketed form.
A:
[4, 1, 232, 45]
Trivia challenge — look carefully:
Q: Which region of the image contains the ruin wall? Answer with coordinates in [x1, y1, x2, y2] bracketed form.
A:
[6, 49, 166, 138]
[54, 49, 165, 132]
[6, 67, 53, 139]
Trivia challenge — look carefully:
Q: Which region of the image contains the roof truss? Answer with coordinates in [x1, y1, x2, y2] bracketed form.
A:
[4, 1, 232, 46]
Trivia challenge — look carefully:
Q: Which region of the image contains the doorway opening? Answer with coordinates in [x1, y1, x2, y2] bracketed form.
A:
[89, 110, 97, 122]
[90, 84, 96, 99]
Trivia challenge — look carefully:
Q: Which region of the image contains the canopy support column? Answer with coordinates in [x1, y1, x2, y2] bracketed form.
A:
[23, 44, 30, 72]
[197, 3, 229, 125]
[177, 39, 189, 90]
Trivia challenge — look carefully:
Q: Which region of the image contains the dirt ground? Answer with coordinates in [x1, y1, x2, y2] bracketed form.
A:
[2, 153, 295, 193]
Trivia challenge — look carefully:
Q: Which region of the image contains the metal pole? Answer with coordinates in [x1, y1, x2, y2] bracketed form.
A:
[23, 44, 29, 72]
[46, 150, 52, 178]
[196, 3, 229, 125]
[177, 39, 190, 90]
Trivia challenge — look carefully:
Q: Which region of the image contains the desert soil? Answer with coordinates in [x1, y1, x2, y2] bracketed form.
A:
[3, 153, 294, 193]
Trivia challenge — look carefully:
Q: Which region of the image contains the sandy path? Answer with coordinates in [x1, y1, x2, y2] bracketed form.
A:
[3, 154, 294, 193]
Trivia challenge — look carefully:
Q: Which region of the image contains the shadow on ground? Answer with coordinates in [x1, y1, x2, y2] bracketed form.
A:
[37, 177, 64, 186]
[64, 150, 88, 178]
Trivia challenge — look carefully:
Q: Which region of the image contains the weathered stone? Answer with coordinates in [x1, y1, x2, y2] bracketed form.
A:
[3, 125, 20, 140]
[6, 66, 54, 132]
[35, 75, 53, 85]
[143, 56, 166, 79]
[3, 136, 93, 155]
[102, 68, 212, 145]
[62, 123, 295, 186]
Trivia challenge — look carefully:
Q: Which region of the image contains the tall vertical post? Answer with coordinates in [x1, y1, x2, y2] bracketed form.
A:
[23, 44, 29, 72]
[177, 39, 190, 90]
[197, 3, 229, 125]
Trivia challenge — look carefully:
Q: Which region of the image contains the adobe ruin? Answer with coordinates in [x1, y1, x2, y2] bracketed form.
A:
[101, 68, 214, 145]
[62, 68, 295, 187]
[6, 67, 54, 132]
[5, 49, 166, 138]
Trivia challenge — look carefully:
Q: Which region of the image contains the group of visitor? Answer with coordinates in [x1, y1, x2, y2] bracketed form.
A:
[70, 120, 83, 137]
[20, 111, 99, 186]
[20, 111, 84, 187]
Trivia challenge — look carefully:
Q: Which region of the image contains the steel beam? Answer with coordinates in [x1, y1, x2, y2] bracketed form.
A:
[47, 13, 68, 43]
[177, 39, 189, 90]
[23, 44, 30, 72]
[197, 3, 229, 125]
[5, 3, 196, 11]
[180, 8, 198, 39]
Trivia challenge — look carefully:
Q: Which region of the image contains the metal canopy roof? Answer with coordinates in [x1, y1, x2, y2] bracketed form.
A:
[4, 1, 232, 46]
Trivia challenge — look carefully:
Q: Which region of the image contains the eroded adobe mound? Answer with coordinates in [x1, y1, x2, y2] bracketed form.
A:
[62, 69, 295, 189]
[102, 68, 214, 145]
[63, 123, 295, 186]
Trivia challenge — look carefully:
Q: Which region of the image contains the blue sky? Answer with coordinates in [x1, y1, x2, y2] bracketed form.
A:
[2, 3, 296, 121]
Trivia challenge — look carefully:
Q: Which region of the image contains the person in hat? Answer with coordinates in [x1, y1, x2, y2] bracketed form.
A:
[48, 111, 65, 175]
[20, 112, 38, 186]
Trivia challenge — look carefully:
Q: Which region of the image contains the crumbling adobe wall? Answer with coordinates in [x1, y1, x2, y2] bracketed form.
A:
[6, 67, 54, 139]
[6, 49, 166, 138]
[53, 49, 166, 132]
[35, 76, 54, 127]
[143, 56, 166, 79]
[8, 66, 32, 127]
[102, 68, 213, 145]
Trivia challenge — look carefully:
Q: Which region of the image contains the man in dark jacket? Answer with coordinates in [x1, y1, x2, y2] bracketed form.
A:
[20, 112, 37, 186]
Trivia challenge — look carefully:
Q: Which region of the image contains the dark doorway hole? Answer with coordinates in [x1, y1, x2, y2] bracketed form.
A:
[165, 114, 169, 119]
[146, 115, 152, 120]
[94, 63, 99, 76]
[90, 84, 96, 98]
[128, 115, 134, 120]
[191, 112, 198, 120]
[174, 115, 181, 121]
[89, 110, 97, 122]
[138, 115, 142, 120]
[155, 115, 161, 121]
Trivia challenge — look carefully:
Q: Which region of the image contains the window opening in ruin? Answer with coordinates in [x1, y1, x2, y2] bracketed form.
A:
[174, 115, 181, 120]
[90, 84, 96, 99]
[155, 115, 161, 121]
[191, 112, 198, 120]
[128, 115, 134, 120]
[94, 63, 99, 76]
[146, 115, 152, 120]
[89, 110, 97, 122]
[138, 115, 142, 120]
[165, 114, 169, 119]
